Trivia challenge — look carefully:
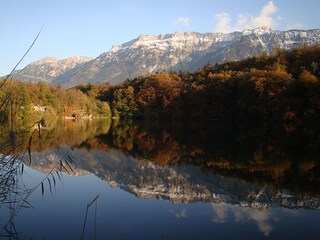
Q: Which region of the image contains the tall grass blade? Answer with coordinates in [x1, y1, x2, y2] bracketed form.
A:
[0, 27, 43, 89]
[27, 136, 32, 164]
[47, 178, 52, 195]
[41, 182, 44, 196]
[81, 194, 100, 240]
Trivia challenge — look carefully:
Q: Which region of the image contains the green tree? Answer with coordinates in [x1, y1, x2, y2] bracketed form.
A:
[112, 86, 138, 118]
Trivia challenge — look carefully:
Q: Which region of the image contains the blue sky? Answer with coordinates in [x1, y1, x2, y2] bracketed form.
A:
[1, 0, 319, 76]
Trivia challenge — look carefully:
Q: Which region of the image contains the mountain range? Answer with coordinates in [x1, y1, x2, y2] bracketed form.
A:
[12, 56, 93, 84]
[12, 27, 320, 87]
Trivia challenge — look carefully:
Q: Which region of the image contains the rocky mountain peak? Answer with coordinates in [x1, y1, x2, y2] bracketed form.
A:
[242, 26, 273, 36]
[55, 28, 319, 87]
[31, 57, 58, 65]
[12, 28, 320, 87]
[12, 56, 93, 83]
[110, 45, 121, 52]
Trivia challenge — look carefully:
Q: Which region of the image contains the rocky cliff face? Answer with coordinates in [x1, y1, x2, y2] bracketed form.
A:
[26, 147, 320, 210]
[52, 27, 320, 87]
[52, 31, 218, 86]
[11, 28, 320, 87]
[12, 56, 93, 83]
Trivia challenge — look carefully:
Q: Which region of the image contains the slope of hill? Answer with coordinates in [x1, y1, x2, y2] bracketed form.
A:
[11, 56, 93, 83]
[53, 27, 320, 87]
[10, 27, 320, 87]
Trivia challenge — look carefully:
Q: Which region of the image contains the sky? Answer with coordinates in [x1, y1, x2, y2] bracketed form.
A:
[1, 0, 319, 76]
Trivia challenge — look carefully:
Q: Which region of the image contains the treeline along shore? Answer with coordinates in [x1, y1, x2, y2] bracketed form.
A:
[1, 45, 320, 125]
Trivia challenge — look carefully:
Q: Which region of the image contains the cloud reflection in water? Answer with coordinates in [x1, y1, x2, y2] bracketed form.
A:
[211, 203, 300, 236]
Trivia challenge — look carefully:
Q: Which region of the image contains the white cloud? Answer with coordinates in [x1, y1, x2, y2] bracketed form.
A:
[251, 1, 278, 28]
[236, 14, 249, 29]
[214, 1, 280, 33]
[173, 17, 190, 27]
[214, 12, 232, 33]
[286, 22, 304, 30]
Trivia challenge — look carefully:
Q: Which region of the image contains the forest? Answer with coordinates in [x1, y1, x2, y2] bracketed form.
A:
[76, 45, 320, 123]
[1, 45, 320, 125]
[0, 79, 112, 125]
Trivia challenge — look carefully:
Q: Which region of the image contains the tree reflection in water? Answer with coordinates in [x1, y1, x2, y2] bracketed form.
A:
[2, 118, 318, 196]
[0, 118, 319, 238]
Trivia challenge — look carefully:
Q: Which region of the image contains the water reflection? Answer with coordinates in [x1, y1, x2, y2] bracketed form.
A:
[1, 119, 320, 239]
[25, 145, 320, 208]
[18, 119, 320, 198]
[211, 203, 280, 236]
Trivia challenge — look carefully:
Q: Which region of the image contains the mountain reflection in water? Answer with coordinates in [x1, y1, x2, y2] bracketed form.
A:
[18, 119, 320, 207]
[27, 145, 320, 210]
[1, 119, 320, 239]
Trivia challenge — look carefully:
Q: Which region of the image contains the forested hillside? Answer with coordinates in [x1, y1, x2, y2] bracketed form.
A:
[2, 45, 319, 125]
[76, 45, 320, 123]
[0, 80, 111, 124]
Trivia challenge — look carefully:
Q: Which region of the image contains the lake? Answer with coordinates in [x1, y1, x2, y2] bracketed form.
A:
[1, 119, 320, 239]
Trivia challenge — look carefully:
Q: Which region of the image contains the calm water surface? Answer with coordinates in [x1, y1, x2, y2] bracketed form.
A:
[1, 119, 320, 239]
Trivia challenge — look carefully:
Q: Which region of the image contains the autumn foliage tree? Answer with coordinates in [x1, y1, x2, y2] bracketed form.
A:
[0, 79, 112, 125]
[4, 45, 317, 125]
[96, 45, 319, 123]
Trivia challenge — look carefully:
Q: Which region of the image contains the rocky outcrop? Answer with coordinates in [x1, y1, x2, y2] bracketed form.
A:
[53, 27, 320, 87]
[11, 28, 320, 87]
[12, 56, 93, 83]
